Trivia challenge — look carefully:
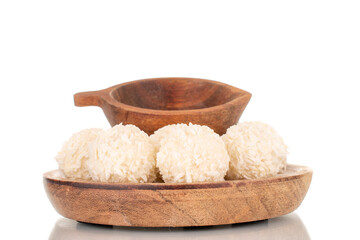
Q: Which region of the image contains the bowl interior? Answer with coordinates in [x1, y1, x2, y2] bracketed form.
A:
[111, 78, 245, 110]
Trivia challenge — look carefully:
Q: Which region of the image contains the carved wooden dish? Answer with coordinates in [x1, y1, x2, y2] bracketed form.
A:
[43, 164, 312, 227]
[74, 77, 252, 135]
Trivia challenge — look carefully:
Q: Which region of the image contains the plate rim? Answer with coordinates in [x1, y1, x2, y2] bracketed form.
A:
[43, 164, 312, 190]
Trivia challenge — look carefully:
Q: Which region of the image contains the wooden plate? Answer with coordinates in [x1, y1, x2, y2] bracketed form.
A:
[43, 164, 312, 227]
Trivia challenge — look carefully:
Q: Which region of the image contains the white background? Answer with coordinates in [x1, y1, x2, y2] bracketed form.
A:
[1, 0, 359, 239]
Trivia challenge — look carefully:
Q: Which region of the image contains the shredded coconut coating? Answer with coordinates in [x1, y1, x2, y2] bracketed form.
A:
[87, 124, 156, 183]
[154, 123, 230, 183]
[55, 128, 103, 180]
[222, 121, 288, 180]
[150, 124, 189, 182]
[150, 123, 189, 152]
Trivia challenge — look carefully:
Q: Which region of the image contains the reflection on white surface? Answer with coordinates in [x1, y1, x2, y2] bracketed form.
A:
[49, 213, 310, 240]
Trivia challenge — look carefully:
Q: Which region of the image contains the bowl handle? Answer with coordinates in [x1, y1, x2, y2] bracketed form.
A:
[74, 91, 103, 107]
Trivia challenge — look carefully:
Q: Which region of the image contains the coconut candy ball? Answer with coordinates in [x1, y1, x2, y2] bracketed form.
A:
[222, 121, 288, 180]
[87, 123, 156, 183]
[153, 123, 230, 183]
[55, 128, 103, 180]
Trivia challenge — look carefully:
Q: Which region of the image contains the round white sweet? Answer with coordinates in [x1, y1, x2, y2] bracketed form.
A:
[87, 124, 156, 183]
[154, 124, 229, 183]
[222, 121, 288, 179]
[56, 128, 103, 180]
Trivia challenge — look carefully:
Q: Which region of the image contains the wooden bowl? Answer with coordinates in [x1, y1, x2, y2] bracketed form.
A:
[74, 77, 252, 135]
[43, 164, 312, 227]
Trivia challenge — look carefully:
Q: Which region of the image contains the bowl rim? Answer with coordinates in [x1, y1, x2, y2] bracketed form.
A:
[101, 77, 252, 115]
[43, 164, 312, 190]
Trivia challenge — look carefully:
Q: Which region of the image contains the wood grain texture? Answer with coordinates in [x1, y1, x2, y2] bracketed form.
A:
[43, 164, 312, 227]
[73, 77, 251, 135]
